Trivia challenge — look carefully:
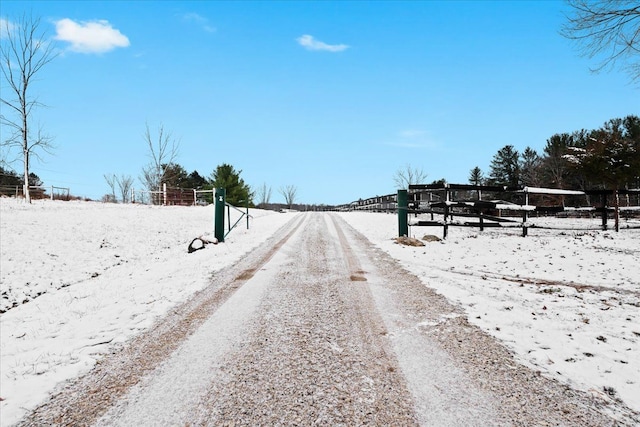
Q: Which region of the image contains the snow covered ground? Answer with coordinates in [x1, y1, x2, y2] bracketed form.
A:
[338, 211, 640, 417]
[0, 199, 294, 426]
[1, 199, 639, 425]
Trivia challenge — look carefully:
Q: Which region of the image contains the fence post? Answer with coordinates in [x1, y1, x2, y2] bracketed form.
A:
[601, 193, 608, 231]
[246, 199, 250, 230]
[214, 188, 226, 242]
[398, 189, 408, 237]
[51, 186, 54, 201]
[163, 183, 167, 206]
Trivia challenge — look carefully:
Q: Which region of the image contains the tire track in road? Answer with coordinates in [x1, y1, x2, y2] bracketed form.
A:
[189, 213, 419, 425]
[329, 213, 632, 426]
[232, 213, 306, 282]
[328, 214, 503, 425]
[18, 214, 305, 427]
[328, 213, 367, 282]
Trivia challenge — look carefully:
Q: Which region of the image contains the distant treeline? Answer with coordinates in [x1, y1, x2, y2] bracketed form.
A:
[478, 115, 639, 192]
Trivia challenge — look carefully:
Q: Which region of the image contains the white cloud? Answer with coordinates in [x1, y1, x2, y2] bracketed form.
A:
[0, 18, 17, 39]
[54, 18, 130, 54]
[181, 12, 216, 33]
[296, 34, 349, 52]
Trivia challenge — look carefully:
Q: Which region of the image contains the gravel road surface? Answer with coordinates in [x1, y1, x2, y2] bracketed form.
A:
[18, 213, 635, 426]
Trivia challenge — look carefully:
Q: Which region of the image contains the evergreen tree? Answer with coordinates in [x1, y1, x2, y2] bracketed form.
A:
[622, 115, 640, 189]
[489, 145, 520, 187]
[565, 118, 639, 191]
[564, 115, 640, 231]
[162, 163, 189, 187]
[209, 164, 252, 206]
[540, 133, 572, 188]
[519, 147, 542, 187]
[0, 166, 22, 186]
[0, 166, 41, 186]
[184, 170, 207, 189]
[468, 166, 484, 185]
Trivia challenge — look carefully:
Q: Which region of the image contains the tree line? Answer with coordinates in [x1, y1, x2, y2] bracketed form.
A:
[472, 115, 640, 194]
[151, 163, 298, 209]
[0, 166, 42, 188]
[100, 123, 299, 208]
[3, 7, 638, 205]
[103, 161, 253, 206]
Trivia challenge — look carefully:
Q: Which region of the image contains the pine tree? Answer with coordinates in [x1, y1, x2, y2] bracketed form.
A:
[489, 145, 520, 187]
[519, 147, 542, 187]
[209, 164, 252, 206]
[468, 166, 484, 185]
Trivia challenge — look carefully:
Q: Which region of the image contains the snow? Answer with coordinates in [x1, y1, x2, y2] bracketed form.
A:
[0, 199, 294, 426]
[521, 187, 586, 195]
[1, 199, 639, 425]
[96, 247, 288, 426]
[338, 212, 640, 415]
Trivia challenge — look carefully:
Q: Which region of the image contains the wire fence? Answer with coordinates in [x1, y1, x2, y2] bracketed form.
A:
[0, 185, 71, 200]
[130, 184, 214, 206]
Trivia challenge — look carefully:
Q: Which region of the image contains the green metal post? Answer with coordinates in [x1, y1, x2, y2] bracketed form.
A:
[215, 188, 226, 242]
[398, 190, 408, 237]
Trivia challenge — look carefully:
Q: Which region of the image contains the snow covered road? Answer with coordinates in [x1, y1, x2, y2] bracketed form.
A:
[14, 212, 632, 426]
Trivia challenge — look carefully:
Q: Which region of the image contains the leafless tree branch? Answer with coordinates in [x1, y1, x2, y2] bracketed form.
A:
[104, 173, 117, 202]
[561, 0, 640, 81]
[116, 174, 134, 203]
[140, 122, 180, 200]
[279, 185, 297, 209]
[393, 164, 428, 189]
[0, 14, 57, 202]
[256, 182, 272, 206]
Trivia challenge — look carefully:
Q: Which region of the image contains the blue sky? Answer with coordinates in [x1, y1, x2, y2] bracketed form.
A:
[1, 1, 638, 205]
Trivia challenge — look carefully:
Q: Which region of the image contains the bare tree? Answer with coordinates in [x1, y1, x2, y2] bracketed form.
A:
[104, 173, 117, 202]
[279, 184, 298, 209]
[140, 123, 179, 203]
[116, 174, 133, 203]
[256, 182, 272, 206]
[561, 0, 640, 82]
[0, 15, 57, 203]
[393, 164, 428, 189]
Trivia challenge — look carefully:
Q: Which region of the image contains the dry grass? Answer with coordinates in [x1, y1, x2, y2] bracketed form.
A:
[394, 236, 425, 246]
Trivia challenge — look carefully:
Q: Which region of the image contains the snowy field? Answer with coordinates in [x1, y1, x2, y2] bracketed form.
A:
[0, 199, 294, 425]
[340, 211, 640, 418]
[1, 198, 639, 425]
